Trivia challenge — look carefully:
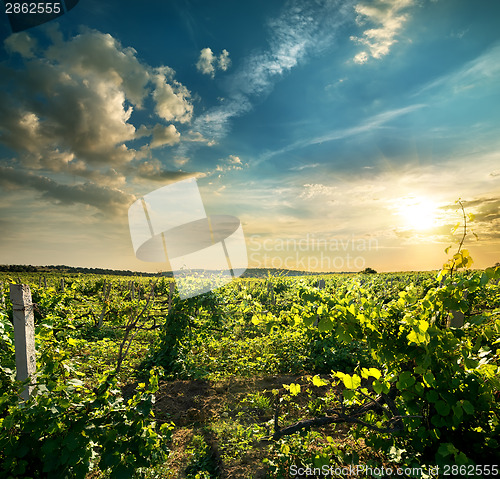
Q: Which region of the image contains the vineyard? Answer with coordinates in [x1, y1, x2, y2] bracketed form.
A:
[0, 266, 499, 478]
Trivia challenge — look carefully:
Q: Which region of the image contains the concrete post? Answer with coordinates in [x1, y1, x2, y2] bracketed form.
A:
[9, 284, 36, 400]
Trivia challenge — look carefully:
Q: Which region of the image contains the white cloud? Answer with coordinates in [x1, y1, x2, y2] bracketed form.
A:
[218, 49, 231, 72]
[212, 154, 247, 176]
[353, 51, 369, 64]
[290, 163, 320, 171]
[183, 131, 214, 145]
[151, 67, 193, 122]
[300, 183, 337, 199]
[0, 29, 193, 167]
[190, 0, 356, 141]
[150, 124, 181, 148]
[136, 123, 182, 149]
[196, 47, 231, 78]
[4, 31, 38, 58]
[0, 29, 195, 215]
[44, 29, 151, 107]
[196, 47, 216, 76]
[351, 0, 415, 63]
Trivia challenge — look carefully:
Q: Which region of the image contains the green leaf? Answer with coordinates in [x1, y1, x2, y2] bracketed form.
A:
[438, 442, 458, 458]
[435, 400, 450, 416]
[426, 390, 439, 403]
[452, 403, 463, 420]
[251, 315, 260, 325]
[343, 389, 355, 401]
[303, 314, 316, 327]
[396, 371, 415, 390]
[340, 373, 361, 390]
[15, 444, 30, 458]
[372, 380, 383, 395]
[318, 317, 333, 333]
[361, 367, 381, 380]
[423, 371, 436, 388]
[312, 375, 329, 387]
[480, 272, 490, 286]
[461, 400, 475, 415]
[111, 463, 136, 479]
[289, 383, 301, 396]
[335, 324, 352, 342]
[407, 328, 429, 345]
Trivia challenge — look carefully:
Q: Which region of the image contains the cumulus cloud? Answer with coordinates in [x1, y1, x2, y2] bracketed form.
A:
[44, 29, 151, 107]
[351, 0, 415, 64]
[151, 67, 193, 122]
[4, 31, 38, 58]
[0, 29, 193, 167]
[0, 29, 195, 215]
[137, 124, 181, 149]
[196, 47, 231, 77]
[218, 49, 231, 72]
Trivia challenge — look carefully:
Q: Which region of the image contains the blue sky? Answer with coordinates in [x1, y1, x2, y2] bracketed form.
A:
[1, 0, 499, 272]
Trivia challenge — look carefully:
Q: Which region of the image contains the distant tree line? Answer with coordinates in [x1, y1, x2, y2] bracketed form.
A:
[0, 264, 159, 277]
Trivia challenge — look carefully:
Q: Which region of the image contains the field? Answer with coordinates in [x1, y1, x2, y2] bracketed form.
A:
[1, 268, 499, 478]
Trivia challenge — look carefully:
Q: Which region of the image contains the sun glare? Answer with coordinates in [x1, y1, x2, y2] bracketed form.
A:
[396, 197, 439, 231]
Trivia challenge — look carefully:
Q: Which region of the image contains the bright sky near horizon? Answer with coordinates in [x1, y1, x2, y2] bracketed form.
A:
[0, 0, 499, 273]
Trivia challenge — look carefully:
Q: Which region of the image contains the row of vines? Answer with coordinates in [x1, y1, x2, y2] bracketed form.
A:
[0, 261, 499, 477]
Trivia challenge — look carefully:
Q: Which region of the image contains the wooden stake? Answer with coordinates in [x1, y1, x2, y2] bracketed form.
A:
[168, 282, 174, 314]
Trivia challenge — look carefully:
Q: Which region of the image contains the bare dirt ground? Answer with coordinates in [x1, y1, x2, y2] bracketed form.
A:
[123, 375, 372, 479]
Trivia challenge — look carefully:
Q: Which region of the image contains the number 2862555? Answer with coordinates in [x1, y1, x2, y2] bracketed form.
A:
[5, 3, 62, 14]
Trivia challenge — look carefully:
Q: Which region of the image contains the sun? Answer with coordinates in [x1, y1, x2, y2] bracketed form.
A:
[396, 197, 439, 231]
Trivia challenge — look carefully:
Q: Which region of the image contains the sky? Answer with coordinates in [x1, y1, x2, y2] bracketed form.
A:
[0, 0, 499, 273]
